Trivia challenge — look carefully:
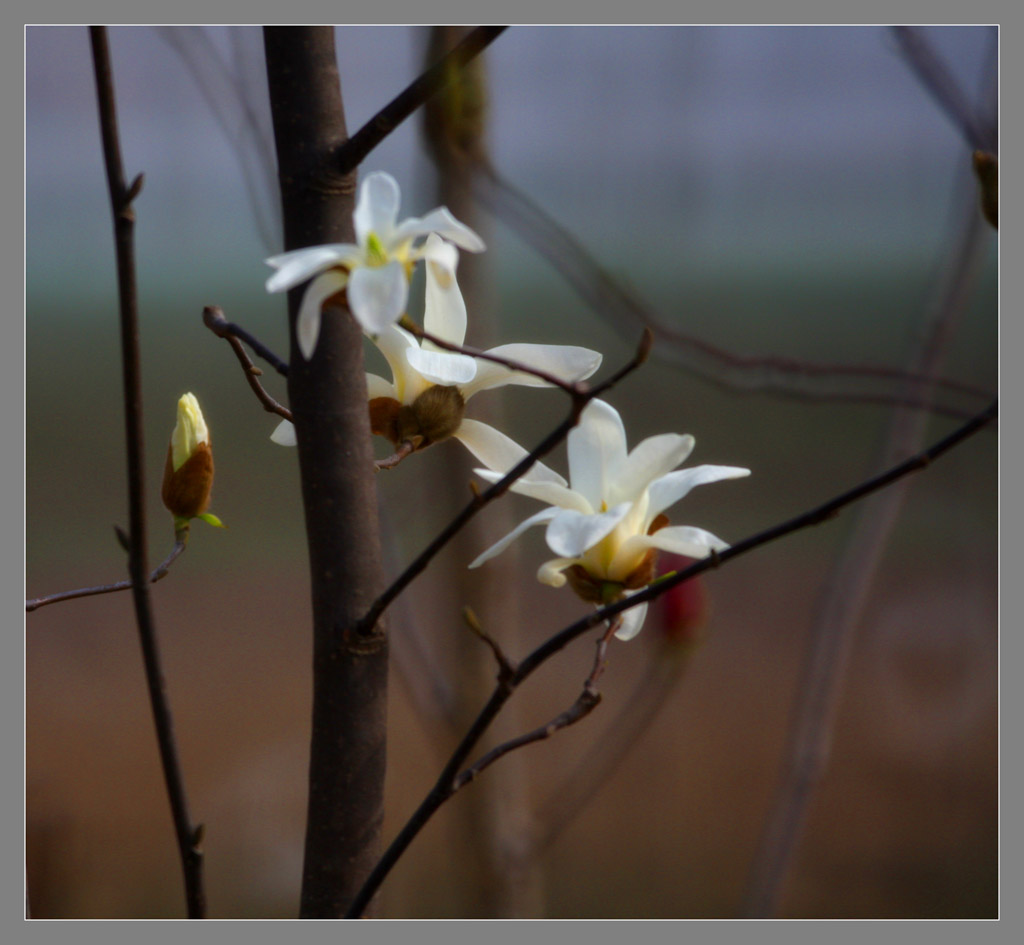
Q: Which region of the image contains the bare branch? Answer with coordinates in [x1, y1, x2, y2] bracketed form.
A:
[374, 439, 416, 471]
[454, 689, 602, 792]
[462, 606, 516, 680]
[740, 81, 996, 917]
[27, 539, 187, 612]
[354, 329, 652, 636]
[345, 395, 995, 917]
[202, 303, 289, 376]
[466, 163, 993, 422]
[891, 26, 996, 153]
[534, 641, 694, 853]
[89, 26, 205, 919]
[203, 305, 292, 419]
[335, 26, 507, 174]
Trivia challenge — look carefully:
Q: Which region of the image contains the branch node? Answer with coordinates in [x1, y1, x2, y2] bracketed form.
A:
[125, 172, 144, 204]
[463, 606, 516, 679]
[114, 524, 131, 553]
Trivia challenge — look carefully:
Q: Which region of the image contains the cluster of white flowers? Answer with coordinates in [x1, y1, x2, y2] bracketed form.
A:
[265, 170, 749, 639]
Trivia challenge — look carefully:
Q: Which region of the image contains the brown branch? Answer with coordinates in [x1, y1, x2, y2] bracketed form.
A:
[345, 396, 995, 917]
[891, 26, 996, 153]
[89, 26, 205, 919]
[27, 539, 187, 612]
[335, 26, 507, 174]
[454, 689, 602, 792]
[462, 606, 516, 681]
[353, 328, 652, 636]
[203, 305, 292, 419]
[534, 640, 693, 853]
[374, 439, 416, 471]
[466, 163, 994, 422]
[263, 26, 389, 919]
[739, 72, 997, 918]
[202, 304, 289, 377]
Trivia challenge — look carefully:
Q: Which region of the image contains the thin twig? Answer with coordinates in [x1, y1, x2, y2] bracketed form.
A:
[353, 329, 652, 636]
[335, 26, 508, 174]
[203, 305, 292, 419]
[26, 539, 187, 612]
[345, 396, 995, 917]
[375, 439, 416, 471]
[891, 26, 996, 153]
[740, 65, 996, 917]
[454, 690, 602, 792]
[89, 26, 205, 919]
[534, 641, 693, 853]
[463, 606, 516, 680]
[467, 163, 993, 423]
[202, 303, 289, 377]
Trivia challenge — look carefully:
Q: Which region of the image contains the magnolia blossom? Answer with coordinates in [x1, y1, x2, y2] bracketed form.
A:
[161, 392, 223, 528]
[265, 170, 485, 354]
[271, 237, 603, 468]
[469, 399, 750, 641]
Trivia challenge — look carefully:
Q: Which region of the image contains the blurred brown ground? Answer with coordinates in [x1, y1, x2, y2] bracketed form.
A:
[26, 543, 996, 919]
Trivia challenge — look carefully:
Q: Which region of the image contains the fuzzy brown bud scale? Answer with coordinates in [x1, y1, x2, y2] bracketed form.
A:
[161, 441, 214, 520]
[368, 385, 465, 451]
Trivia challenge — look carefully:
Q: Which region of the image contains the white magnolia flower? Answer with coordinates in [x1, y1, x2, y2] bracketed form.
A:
[271, 237, 604, 467]
[469, 398, 750, 641]
[264, 170, 485, 355]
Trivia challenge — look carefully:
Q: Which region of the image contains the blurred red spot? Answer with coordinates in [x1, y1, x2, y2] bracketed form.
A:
[653, 554, 709, 648]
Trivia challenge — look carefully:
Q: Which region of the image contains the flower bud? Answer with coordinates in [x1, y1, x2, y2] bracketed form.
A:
[162, 393, 214, 521]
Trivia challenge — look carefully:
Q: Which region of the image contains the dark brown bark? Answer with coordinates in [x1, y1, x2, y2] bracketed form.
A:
[263, 27, 388, 919]
[90, 26, 206, 919]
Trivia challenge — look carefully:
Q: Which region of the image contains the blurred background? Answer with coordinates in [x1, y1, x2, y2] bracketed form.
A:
[25, 25, 997, 919]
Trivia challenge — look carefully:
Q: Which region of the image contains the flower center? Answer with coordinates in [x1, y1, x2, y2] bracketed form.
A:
[364, 231, 388, 267]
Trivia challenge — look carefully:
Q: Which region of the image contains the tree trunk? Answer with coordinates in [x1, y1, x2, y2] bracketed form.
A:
[263, 26, 389, 919]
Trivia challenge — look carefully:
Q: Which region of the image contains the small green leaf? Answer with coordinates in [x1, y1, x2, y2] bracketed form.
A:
[196, 512, 226, 528]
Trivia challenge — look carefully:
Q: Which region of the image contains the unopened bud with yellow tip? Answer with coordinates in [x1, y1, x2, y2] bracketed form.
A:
[161, 393, 223, 531]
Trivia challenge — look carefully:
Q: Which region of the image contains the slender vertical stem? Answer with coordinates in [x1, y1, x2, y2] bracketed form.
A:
[740, 178, 993, 916]
[89, 26, 205, 919]
[422, 24, 543, 917]
[262, 26, 389, 919]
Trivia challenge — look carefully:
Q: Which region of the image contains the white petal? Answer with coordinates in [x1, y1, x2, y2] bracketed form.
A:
[460, 344, 603, 401]
[647, 465, 752, 521]
[538, 558, 577, 587]
[545, 502, 632, 559]
[393, 206, 485, 252]
[296, 269, 349, 360]
[421, 235, 467, 347]
[366, 372, 396, 400]
[405, 347, 478, 386]
[609, 525, 729, 580]
[369, 325, 426, 403]
[265, 243, 358, 292]
[355, 171, 401, 244]
[613, 598, 649, 641]
[348, 262, 408, 335]
[270, 419, 297, 446]
[468, 507, 561, 569]
[568, 399, 628, 509]
[609, 433, 694, 506]
[475, 468, 593, 513]
[453, 419, 567, 485]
